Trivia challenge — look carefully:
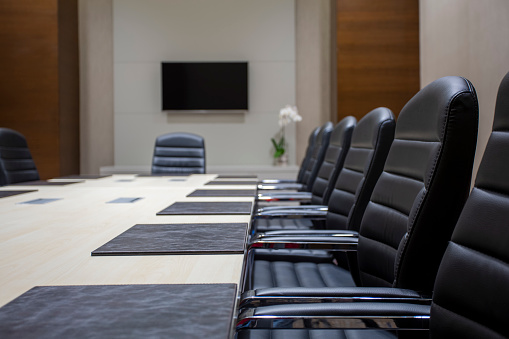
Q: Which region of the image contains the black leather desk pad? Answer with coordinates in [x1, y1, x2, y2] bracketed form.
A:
[157, 201, 252, 215]
[205, 180, 257, 185]
[0, 190, 37, 198]
[216, 174, 257, 178]
[92, 223, 247, 255]
[0, 283, 237, 339]
[10, 180, 83, 186]
[187, 189, 256, 197]
[54, 174, 111, 179]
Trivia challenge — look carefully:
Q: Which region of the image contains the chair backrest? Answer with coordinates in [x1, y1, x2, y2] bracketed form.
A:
[310, 116, 356, 205]
[430, 72, 509, 338]
[0, 128, 39, 186]
[151, 132, 206, 174]
[325, 107, 395, 232]
[356, 76, 478, 295]
[300, 122, 333, 191]
[296, 126, 320, 183]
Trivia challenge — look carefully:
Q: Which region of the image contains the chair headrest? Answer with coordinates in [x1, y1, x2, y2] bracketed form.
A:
[396, 76, 477, 142]
[329, 116, 356, 147]
[156, 132, 204, 148]
[0, 128, 29, 148]
[352, 107, 394, 149]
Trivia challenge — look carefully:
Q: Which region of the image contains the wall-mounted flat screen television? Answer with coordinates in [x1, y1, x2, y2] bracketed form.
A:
[161, 62, 248, 112]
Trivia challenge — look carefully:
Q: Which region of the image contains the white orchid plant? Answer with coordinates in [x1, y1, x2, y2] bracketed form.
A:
[271, 105, 302, 159]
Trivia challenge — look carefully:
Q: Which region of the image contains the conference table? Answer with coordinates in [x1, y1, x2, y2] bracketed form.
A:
[0, 174, 257, 338]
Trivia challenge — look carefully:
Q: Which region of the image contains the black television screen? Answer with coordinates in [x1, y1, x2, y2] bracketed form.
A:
[161, 62, 248, 111]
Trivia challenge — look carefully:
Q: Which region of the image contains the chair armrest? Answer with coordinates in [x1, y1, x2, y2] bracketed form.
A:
[257, 205, 327, 213]
[237, 302, 430, 331]
[252, 229, 358, 241]
[256, 192, 312, 202]
[259, 179, 297, 184]
[254, 208, 327, 219]
[248, 235, 359, 251]
[239, 287, 430, 309]
[257, 183, 304, 191]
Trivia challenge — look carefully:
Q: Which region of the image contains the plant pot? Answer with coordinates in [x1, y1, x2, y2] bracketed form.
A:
[275, 154, 288, 166]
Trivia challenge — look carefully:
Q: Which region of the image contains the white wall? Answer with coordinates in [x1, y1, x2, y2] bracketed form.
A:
[113, 0, 296, 168]
[420, 0, 509, 180]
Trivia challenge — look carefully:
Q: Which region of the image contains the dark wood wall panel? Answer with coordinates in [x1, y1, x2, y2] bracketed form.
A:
[58, 0, 80, 176]
[0, 0, 79, 179]
[336, 0, 419, 121]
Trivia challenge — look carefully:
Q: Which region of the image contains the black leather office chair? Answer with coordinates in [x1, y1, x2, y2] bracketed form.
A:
[237, 72, 508, 339]
[151, 132, 205, 174]
[254, 108, 394, 233]
[257, 122, 333, 192]
[0, 128, 39, 186]
[237, 75, 479, 338]
[259, 126, 320, 186]
[295, 126, 321, 186]
[254, 117, 355, 233]
[429, 71, 509, 338]
[257, 117, 355, 205]
[308, 117, 356, 205]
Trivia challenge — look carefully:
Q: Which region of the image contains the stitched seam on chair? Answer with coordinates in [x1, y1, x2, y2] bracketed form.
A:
[377, 169, 425, 187]
[368, 199, 409, 221]
[452, 241, 509, 268]
[360, 232, 400, 252]
[328, 191, 355, 222]
[383, 140, 439, 183]
[460, 77, 479, 127]
[349, 144, 372, 151]
[336, 168, 363, 194]
[393, 89, 471, 285]
[331, 188, 356, 201]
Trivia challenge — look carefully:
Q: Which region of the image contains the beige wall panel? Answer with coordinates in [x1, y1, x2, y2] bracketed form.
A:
[79, 0, 114, 174]
[420, 0, 509, 182]
[295, 0, 332, 165]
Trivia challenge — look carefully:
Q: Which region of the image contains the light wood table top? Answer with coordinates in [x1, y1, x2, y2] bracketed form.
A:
[0, 174, 255, 308]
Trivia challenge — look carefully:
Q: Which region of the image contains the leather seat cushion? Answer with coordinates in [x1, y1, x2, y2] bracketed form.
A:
[252, 249, 334, 262]
[252, 260, 356, 290]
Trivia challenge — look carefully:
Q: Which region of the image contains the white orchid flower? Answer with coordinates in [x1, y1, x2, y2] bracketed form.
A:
[278, 105, 302, 127]
[272, 105, 301, 160]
